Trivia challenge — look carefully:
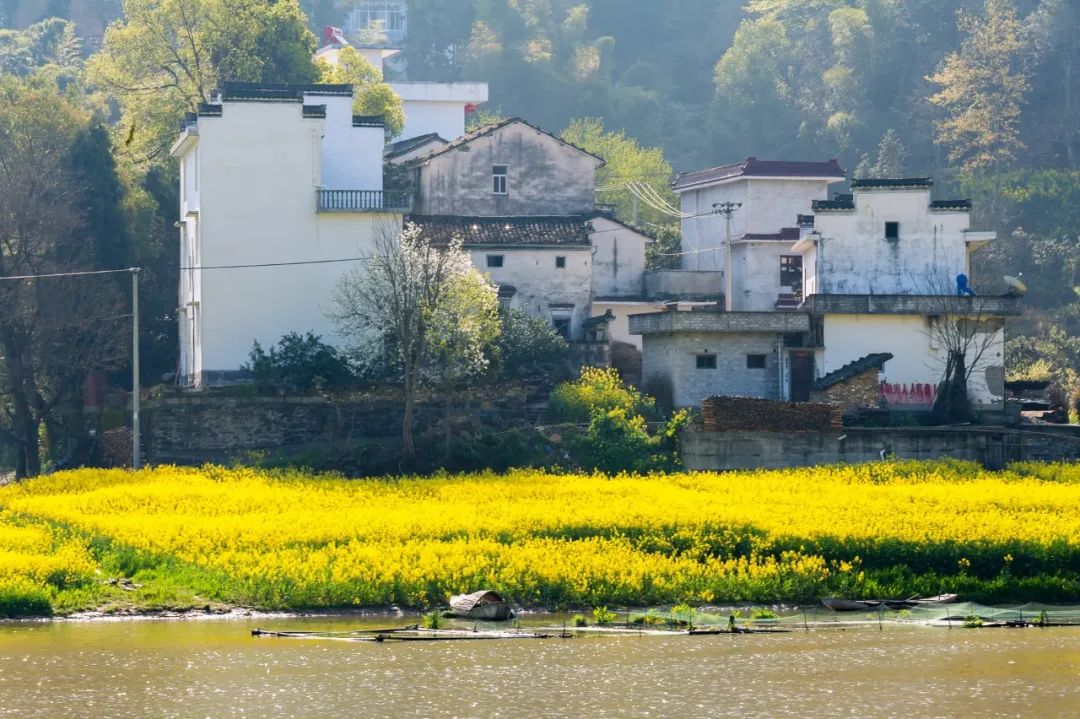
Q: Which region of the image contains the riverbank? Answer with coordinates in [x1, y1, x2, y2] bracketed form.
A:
[1, 460, 1078, 618]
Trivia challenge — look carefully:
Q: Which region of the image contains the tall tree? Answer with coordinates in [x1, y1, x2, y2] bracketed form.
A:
[316, 45, 405, 138]
[561, 117, 674, 228]
[85, 0, 319, 163]
[855, 128, 908, 178]
[0, 79, 128, 477]
[1022, 0, 1080, 168]
[928, 0, 1029, 172]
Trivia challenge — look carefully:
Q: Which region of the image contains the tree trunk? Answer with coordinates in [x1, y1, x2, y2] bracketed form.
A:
[1, 337, 43, 479]
[402, 371, 416, 462]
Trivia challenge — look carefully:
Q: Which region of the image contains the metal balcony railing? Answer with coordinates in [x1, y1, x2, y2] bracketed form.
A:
[316, 190, 411, 213]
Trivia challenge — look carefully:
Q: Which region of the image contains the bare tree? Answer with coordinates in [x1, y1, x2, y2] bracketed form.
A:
[919, 276, 1005, 423]
[328, 222, 479, 461]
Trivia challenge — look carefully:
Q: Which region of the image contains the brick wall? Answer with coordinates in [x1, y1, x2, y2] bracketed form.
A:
[810, 367, 881, 410]
[641, 332, 781, 407]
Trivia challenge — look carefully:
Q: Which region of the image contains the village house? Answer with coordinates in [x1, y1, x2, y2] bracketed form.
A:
[404, 118, 655, 344]
[171, 82, 406, 387]
[633, 174, 1019, 413]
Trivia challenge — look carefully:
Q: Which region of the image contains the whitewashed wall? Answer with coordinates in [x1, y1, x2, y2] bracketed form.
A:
[175, 100, 400, 384]
[589, 216, 648, 298]
[812, 189, 975, 295]
[305, 92, 384, 191]
[391, 82, 489, 141]
[729, 241, 801, 311]
[470, 246, 592, 339]
[821, 314, 1005, 407]
[590, 301, 654, 350]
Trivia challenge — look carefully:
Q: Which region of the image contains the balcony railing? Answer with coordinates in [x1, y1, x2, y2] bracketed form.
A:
[317, 190, 411, 213]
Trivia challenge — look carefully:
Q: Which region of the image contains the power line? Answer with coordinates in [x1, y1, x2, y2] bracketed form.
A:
[0, 267, 134, 282]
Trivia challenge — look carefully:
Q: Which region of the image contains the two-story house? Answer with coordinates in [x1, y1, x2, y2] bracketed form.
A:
[171, 82, 406, 387]
[632, 177, 1019, 413]
[405, 118, 654, 342]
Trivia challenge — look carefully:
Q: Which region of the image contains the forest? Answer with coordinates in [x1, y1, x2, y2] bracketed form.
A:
[0, 0, 1078, 466]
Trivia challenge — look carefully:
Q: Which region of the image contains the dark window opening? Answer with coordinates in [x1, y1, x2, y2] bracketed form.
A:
[486, 255, 504, 268]
[746, 354, 767, 369]
[492, 165, 508, 195]
[696, 354, 717, 369]
[780, 255, 802, 287]
[552, 318, 571, 339]
[555, 256, 566, 268]
[885, 221, 900, 241]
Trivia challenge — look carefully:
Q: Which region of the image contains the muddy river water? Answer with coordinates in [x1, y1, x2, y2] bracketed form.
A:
[0, 615, 1077, 718]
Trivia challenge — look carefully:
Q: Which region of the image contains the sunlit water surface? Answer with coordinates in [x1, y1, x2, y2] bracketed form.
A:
[1, 615, 1077, 718]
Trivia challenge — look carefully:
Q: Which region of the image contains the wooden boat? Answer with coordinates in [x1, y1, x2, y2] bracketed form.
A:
[449, 590, 514, 621]
[822, 594, 958, 612]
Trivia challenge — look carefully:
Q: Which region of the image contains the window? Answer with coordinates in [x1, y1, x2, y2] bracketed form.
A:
[885, 221, 900, 241]
[696, 354, 717, 370]
[746, 354, 767, 369]
[492, 165, 508, 195]
[780, 255, 802, 287]
[552, 318, 571, 339]
[486, 255, 504, 268]
[555, 256, 566, 269]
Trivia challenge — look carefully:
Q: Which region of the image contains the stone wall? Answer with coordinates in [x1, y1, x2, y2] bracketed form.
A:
[810, 367, 881, 409]
[682, 425, 1080, 471]
[143, 385, 545, 465]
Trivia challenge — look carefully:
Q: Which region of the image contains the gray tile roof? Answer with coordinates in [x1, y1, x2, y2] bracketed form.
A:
[674, 157, 845, 191]
[811, 353, 893, 391]
[409, 215, 593, 247]
[406, 118, 604, 166]
[851, 177, 933, 189]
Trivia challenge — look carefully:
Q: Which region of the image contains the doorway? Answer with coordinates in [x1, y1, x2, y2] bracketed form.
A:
[790, 352, 814, 402]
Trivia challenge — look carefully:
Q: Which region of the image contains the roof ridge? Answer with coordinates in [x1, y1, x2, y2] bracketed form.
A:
[406, 118, 604, 166]
[812, 352, 893, 391]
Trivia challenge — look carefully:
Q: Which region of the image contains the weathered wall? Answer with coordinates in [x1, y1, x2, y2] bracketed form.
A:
[811, 188, 974, 294]
[589, 216, 648, 298]
[640, 331, 781, 407]
[416, 122, 600, 215]
[678, 178, 831, 271]
[644, 270, 724, 300]
[682, 426, 1080, 471]
[730, 241, 800, 311]
[471, 246, 592, 340]
[589, 301, 653, 350]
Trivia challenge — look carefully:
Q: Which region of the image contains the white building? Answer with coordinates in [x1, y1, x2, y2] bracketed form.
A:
[633, 176, 1018, 413]
[171, 82, 405, 387]
[672, 158, 846, 274]
[315, 38, 488, 143]
[344, 0, 407, 45]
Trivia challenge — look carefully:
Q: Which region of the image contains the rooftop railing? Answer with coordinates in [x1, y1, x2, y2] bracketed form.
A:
[316, 190, 411, 213]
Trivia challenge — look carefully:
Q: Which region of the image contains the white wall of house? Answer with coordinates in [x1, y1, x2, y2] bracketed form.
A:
[471, 246, 592, 340]
[173, 96, 400, 385]
[811, 189, 978, 294]
[677, 178, 832, 271]
[415, 121, 601, 216]
[821, 314, 1005, 408]
[391, 82, 489, 141]
[730, 241, 801, 311]
[589, 215, 648, 299]
[304, 91, 384, 191]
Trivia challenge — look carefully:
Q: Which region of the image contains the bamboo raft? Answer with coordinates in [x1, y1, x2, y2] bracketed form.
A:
[252, 627, 557, 642]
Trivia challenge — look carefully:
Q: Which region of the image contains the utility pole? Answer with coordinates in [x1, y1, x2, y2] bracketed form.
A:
[631, 194, 639, 226]
[712, 202, 742, 311]
[131, 267, 141, 470]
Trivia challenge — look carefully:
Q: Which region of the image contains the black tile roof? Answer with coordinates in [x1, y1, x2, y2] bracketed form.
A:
[739, 227, 801, 242]
[407, 118, 605, 166]
[797, 214, 815, 227]
[812, 353, 893, 391]
[851, 177, 933, 189]
[930, 199, 973, 210]
[673, 157, 845, 191]
[302, 104, 327, 118]
[352, 115, 384, 127]
[408, 215, 593, 247]
[384, 132, 447, 158]
[219, 82, 352, 102]
[812, 198, 855, 211]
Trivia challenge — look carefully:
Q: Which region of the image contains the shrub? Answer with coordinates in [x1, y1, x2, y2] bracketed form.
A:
[497, 308, 570, 377]
[592, 606, 616, 625]
[579, 407, 654, 474]
[245, 332, 354, 392]
[549, 367, 654, 423]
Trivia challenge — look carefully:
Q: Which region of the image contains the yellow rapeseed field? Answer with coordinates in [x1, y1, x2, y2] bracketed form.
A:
[1, 460, 1078, 613]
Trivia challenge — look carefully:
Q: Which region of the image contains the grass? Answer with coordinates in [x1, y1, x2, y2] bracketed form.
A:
[1, 460, 1078, 617]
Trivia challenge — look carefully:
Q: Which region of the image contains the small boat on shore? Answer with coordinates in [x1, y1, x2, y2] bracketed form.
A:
[822, 594, 958, 612]
[449, 590, 514, 621]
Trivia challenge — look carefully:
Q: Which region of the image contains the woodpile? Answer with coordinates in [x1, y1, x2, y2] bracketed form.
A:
[701, 396, 843, 432]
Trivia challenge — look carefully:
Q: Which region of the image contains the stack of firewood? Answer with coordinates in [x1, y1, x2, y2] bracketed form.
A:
[700, 396, 843, 432]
